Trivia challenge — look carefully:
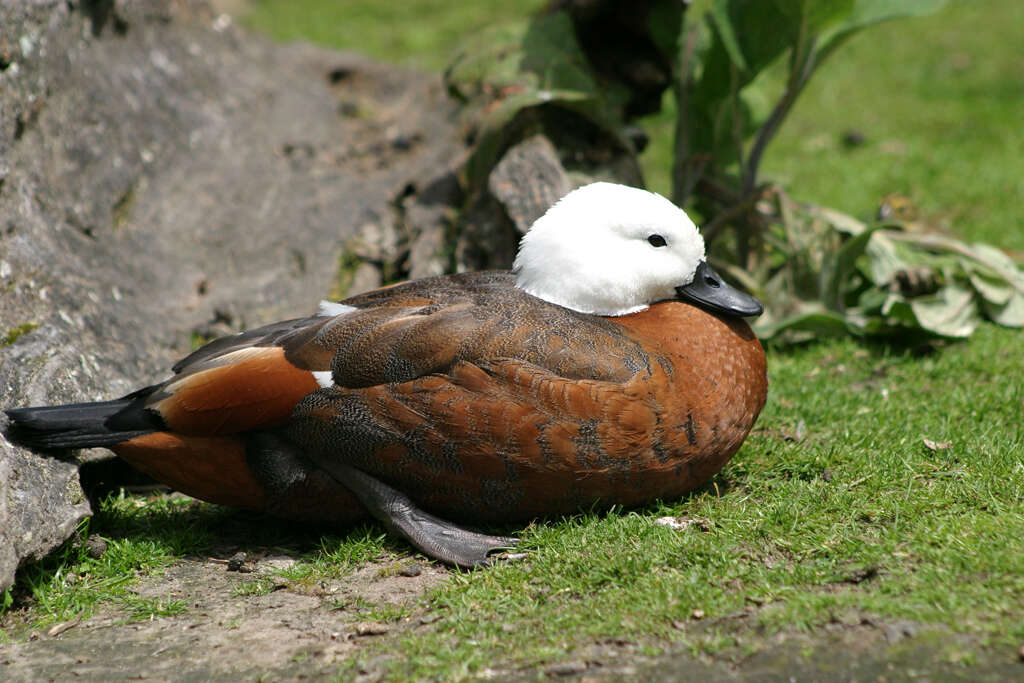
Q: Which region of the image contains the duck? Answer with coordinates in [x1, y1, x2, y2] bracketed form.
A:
[4, 182, 767, 567]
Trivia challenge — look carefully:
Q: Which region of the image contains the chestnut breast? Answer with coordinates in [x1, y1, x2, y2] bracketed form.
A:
[610, 301, 767, 500]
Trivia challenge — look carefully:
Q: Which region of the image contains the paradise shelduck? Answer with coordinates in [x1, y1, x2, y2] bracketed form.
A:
[4, 182, 767, 567]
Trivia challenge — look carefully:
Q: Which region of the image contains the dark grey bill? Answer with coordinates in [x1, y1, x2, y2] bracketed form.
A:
[675, 261, 764, 317]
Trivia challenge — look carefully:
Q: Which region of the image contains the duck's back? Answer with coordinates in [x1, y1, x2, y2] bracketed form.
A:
[288, 272, 767, 521]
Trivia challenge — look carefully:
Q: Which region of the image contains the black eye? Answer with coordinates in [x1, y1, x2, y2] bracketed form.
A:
[647, 234, 667, 247]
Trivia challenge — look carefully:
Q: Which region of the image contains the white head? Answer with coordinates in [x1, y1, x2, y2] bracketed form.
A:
[513, 182, 707, 316]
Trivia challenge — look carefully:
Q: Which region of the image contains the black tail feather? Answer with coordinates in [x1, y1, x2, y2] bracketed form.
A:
[4, 394, 162, 451]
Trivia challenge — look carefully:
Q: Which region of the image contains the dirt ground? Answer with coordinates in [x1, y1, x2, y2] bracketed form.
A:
[2, 537, 1022, 682]
[0, 548, 449, 680]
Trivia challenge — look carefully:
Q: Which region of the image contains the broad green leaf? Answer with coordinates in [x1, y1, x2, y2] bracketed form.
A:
[819, 0, 949, 63]
[864, 230, 906, 287]
[772, 0, 854, 36]
[647, 0, 686, 67]
[824, 224, 882, 312]
[754, 309, 853, 340]
[809, 206, 866, 236]
[969, 242, 1024, 289]
[843, 0, 948, 31]
[709, 0, 747, 70]
[881, 295, 921, 329]
[446, 11, 631, 188]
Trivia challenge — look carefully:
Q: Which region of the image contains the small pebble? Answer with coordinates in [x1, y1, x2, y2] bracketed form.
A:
[85, 535, 107, 559]
[355, 622, 389, 636]
[398, 562, 422, 577]
[226, 552, 250, 573]
[546, 661, 587, 677]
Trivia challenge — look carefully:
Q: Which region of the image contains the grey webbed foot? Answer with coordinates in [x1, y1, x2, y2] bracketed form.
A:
[323, 462, 518, 568]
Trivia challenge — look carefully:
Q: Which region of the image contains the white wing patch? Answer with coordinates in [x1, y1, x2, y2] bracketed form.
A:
[163, 347, 272, 394]
[312, 370, 334, 389]
[318, 301, 358, 318]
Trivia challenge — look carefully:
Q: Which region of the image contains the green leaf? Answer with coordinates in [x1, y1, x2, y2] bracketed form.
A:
[772, 0, 855, 36]
[863, 230, 906, 287]
[969, 242, 1024, 290]
[446, 11, 629, 188]
[709, 0, 748, 71]
[842, 0, 949, 31]
[824, 224, 882, 312]
[755, 309, 854, 340]
[647, 0, 686, 66]
[819, 0, 949, 62]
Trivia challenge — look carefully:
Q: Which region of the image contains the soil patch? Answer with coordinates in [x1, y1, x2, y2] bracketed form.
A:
[1, 551, 448, 680]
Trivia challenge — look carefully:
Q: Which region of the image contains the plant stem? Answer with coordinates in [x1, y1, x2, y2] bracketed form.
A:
[701, 189, 762, 242]
[670, 25, 700, 207]
[741, 36, 818, 197]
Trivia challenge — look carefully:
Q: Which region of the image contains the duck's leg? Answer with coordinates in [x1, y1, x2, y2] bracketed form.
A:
[248, 433, 515, 566]
[321, 461, 518, 568]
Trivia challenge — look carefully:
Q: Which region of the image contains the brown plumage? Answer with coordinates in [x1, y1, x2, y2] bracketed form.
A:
[285, 273, 765, 521]
[88, 271, 764, 523]
[4, 183, 768, 566]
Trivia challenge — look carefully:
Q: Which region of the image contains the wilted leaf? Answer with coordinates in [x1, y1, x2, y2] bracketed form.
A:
[967, 266, 1015, 305]
[923, 438, 952, 451]
[654, 516, 712, 532]
[908, 281, 980, 338]
[983, 290, 1024, 327]
[753, 196, 1024, 341]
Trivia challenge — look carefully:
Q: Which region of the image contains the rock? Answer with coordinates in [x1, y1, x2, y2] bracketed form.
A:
[347, 262, 385, 297]
[226, 552, 250, 573]
[354, 622, 390, 636]
[397, 562, 422, 577]
[545, 660, 588, 677]
[0, 0, 465, 591]
[84, 535, 108, 560]
[883, 620, 920, 644]
[488, 135, 571, 234]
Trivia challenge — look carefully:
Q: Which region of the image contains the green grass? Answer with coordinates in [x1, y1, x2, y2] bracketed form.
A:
[1, 322, 39, 347]
[3, 494, 208, 630]
[641, 0, 1024, 253]
[248, 0, 1024, 674]
[762, 0, 1024, 253]
[245, 0, 545, 72]
[0, 492, 392, 635]
[4, 0, 1022, 676]
[340, 324, 1024, 677]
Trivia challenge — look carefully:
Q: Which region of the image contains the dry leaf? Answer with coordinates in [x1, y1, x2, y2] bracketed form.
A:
[654, 516, 712, 532]
[46, 618, 81, 637]
[923, 438, 952, 451]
